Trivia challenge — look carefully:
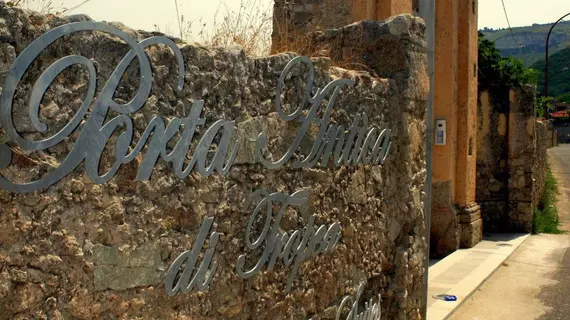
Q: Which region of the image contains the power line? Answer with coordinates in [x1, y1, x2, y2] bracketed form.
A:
[500, 0, 521, 46]
[500, 0, 524, 59]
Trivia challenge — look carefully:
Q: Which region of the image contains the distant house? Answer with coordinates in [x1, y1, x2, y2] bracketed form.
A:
[550, 110, 569, 118]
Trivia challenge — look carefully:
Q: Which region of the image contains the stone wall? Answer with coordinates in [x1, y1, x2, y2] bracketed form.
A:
[0, 4, 428, 320]
[477, 86, 544, 233]
[293, 14, 429, 88]
[507, 86, 537, 233]
[476, 91, 509, 231]
[271, 0, 352, 52]
[271, 0, 420, 54]
[555, 124, 570, 144]
[544, 121, 558, 148]
[534, 121, 548, 207]
[545, 121, 554, 149]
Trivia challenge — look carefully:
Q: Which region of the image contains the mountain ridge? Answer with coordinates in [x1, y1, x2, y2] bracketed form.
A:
[481, 20, 570, 67]
[531, 45, 570, 100]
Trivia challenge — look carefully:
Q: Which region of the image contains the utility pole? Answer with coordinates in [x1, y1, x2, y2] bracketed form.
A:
[419, 0, 435, 318]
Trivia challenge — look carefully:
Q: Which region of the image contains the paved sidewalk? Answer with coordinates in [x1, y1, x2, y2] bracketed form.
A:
[448, 146, 570, 320]
[427, 233, 529, 320]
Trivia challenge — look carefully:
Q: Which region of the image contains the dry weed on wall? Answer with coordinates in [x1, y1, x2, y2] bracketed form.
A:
[12, 0, 373, 72]
[170, 0, 273, 57]
[12, 0, 272, 57]
[8, 0, 91, 15]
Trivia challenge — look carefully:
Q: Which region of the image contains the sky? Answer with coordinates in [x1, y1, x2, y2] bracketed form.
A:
[478, 0, 569, 29]
[29, 0, 273, 39]
[27, 0, 570, 34]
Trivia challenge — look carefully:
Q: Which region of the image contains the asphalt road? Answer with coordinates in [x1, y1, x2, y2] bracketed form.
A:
[449, 145, 570, 320]
[537, 145, 570, 320]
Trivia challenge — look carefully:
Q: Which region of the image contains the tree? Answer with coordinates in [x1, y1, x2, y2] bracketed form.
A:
[479, 32, 539, 92]
[478, 33, 541, 114]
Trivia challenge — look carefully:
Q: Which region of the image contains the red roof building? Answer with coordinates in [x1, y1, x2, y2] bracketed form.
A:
[550, 110, 569, 118]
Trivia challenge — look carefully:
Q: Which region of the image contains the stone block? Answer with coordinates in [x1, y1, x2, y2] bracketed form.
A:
[430, 181, 460, 258]
[458, 203, 483, 248]
[93, 244, 165, 291]
[94, 265, 163, 291]
[430, 204, 460, 258]
[460, 219, 483, 248]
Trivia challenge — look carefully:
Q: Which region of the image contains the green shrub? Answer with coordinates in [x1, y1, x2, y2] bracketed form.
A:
[478, 33, 541, 113]
[533, 167, 563, 234]
[478, 33, 540, 93]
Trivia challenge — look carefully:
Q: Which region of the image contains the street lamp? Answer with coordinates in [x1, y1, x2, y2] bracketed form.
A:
[544, 12, 570, 97]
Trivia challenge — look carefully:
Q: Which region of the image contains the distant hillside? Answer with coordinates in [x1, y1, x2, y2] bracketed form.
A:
[481, 20, 570, 67]
[532, 45, 570, 100]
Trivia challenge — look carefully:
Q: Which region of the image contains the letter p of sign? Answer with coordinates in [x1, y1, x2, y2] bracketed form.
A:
[164, 217, 220, 296]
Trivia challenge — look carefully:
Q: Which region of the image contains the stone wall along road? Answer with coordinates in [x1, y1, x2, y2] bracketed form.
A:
[0, 4, 428, 320]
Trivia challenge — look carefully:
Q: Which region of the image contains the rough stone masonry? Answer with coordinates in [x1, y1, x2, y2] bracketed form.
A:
[0, 4, 428, 320]
[477, 85, 548, 233]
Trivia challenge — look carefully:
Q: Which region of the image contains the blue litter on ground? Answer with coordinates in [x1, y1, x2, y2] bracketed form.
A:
[433, 294, 457, 302]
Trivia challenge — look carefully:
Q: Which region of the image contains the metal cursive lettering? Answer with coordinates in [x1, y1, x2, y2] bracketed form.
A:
[236, 189, 341, 292]
[165, 216, 220, 296]
[336, 284, 382, 320]
[255, 56, 392, 170]
[0, 22, 237, 193]
[0, 23, 393, 195]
